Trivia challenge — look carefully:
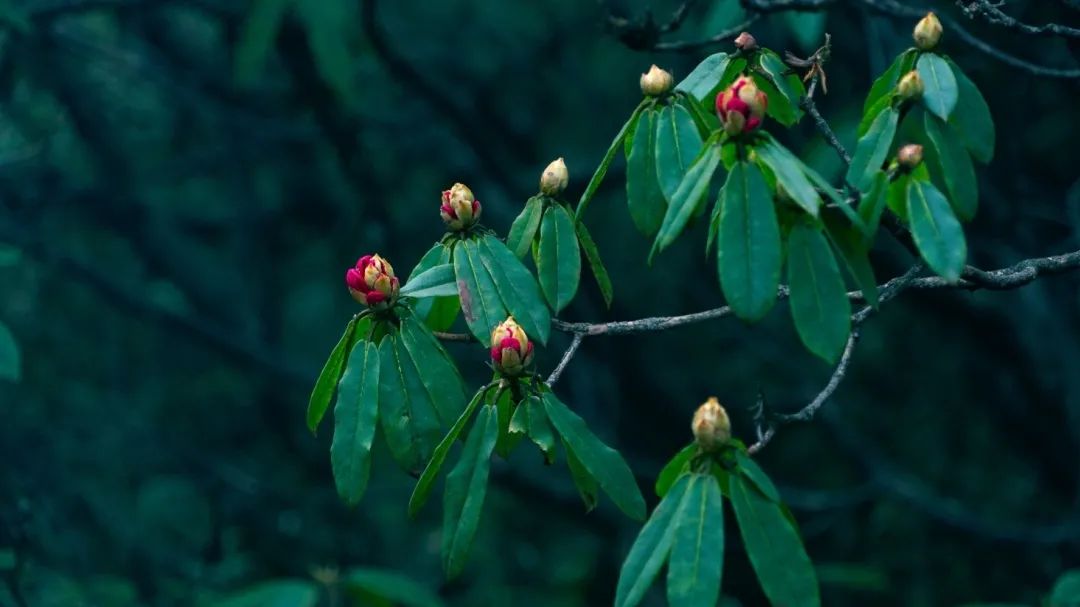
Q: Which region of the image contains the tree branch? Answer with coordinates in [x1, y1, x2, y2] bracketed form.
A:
[957, 0, 1080, 39]
[545, 333, 584, 386]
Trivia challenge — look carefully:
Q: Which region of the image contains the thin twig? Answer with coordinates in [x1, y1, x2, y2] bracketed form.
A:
[653, 16, 762, 51]
[546, 333, 584, 386]
[958, 0, 1080, 39]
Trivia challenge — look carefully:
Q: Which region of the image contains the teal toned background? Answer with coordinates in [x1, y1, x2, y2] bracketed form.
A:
[1, 0, 1079, 605]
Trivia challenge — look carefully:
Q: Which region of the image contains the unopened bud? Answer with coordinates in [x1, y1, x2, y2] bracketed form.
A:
[733, 32, 757, 52]
[913, 12, 943, 51]
[692, 397, 731, 451]
[440, 183, 481, 231]
[490, 317, 534, 377]
[640, 65, 674, 97]
[345, 254, 399, 308]
[716, 75, 768, 135]
[897, 144, 924, 170]
[539, 158, 569, 196]
[896, 70, 924, 101]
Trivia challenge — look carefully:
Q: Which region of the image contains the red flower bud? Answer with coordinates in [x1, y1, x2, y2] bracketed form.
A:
[440, 183, 481, 231]
[715, 76, 767, 135]
[346, 254, 399, 308]
[489, 317, 534, 377]
[692, 397, 731, 451]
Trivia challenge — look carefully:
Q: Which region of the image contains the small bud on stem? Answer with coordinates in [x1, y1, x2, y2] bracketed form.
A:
[441, 183, 481, 231]
[346, 254, 399, 308]
[692, 397, 731, 451]
[539, 158, 569, 196]
[897, 144, 924, 170]
[733, 32, 757, 52]
[490, 317, 534, 377]
[640, 65, 674, 97]
[896, 70, 924, 101]
[913, 12, 943, 51]
[716, 76, 768, 135]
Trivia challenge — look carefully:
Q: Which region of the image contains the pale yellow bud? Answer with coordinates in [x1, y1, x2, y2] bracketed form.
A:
[639, 65, 674, 97]
[913, 12, 943, 51]
[539, 158, 569, 196]
[897, 144, 924, 170]
[692, 397, 731, 451]
[896, 70, 924, 101]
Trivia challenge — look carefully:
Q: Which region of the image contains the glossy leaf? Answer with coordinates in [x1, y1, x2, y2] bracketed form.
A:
[924, 112, 978, 221]
[730, 473, 820, 607]
[756, 51, 804, 126]
[847, 106, 899, 192]
[754, 136, 821, 217]
[574, 219, 614, 307]
[441, 405, 498, 579]
[675, 52, 730, 102]
[706, 186, 723, 256]
[401, 263, 457, 298]
[477, 235, 552, 344]
[510, 395, 557, 464]
[656, 443, 697, 497]
[946, 58, 995, 164]
[858, 172, 889, 238]
[917, 53, 958, 121]
[718, 161, 781, 321]
[454, 239, 507, 343]
[614, 475, 694, 607]
[627, 109, 667, 237]
[537, 204, 581, 313]
[651, 144, 722, 257]
[564, 440, 600, 511]
[408, 244, 459, 331]
[577, 104, 645, 219]
[329, 339, 380, 506]
[907, 179, 967, 281]
[409, 387, 488, 517]
[667, 474, 725, 607]
[735, 450, 780, 502]
[822, 207, 880, 308]
[787, 223, 851, 363]
[544, 391, 646, 520]
[655, 104, 704, 201]
[306, 316, 359, 433]
[506, 196, 545, 259]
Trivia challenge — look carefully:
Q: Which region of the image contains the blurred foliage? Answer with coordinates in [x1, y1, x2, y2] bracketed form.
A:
[1, 0, 1079, 605]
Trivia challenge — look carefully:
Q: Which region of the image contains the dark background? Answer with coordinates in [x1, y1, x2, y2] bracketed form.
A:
[2, 0, 1079, 605]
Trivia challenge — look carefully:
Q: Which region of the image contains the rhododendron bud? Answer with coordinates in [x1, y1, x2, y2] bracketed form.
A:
[539, 157, 568, 196]
[440, 183, 481, 231]
[346, 254, 399, 308]
[896, 70, 924, 101]
[490, 317, 534, 377]
[692, 397, 731, 451]
[913, 12, 943, 51]
[715, 76, 767, 135]
[897, 144, 924, 170]
[733, 32, 757, 52]
[639, 65, 674, 97]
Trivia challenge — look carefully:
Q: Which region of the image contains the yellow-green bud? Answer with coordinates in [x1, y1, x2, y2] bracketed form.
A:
[913, 12, 943, 51]
[539, 157, 569, 196]
[896, 70, 924, 101]
[692, 397, 731, 451]
[640, 65, 674, 97]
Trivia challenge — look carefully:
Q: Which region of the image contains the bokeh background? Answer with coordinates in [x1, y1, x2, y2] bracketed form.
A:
[2, 0, 1080, 605]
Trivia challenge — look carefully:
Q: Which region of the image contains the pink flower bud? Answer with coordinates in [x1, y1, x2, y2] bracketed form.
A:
[733, 32, 757, 52]
[489, 317, 534, 377]
[913, 12, 943, 51]
[715, 76, 767, 135]
[440, 183, 481, 231]
[346, 254, 399, 308]
[692, 397, 731, 451]
[897, 144, 924, 170]
[640, 65, 674, 97]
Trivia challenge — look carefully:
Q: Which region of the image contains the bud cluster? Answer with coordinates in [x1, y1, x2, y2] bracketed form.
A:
[715, 76, 768, 135]
[441, 183, 481, 231]
[490, 317, 534, 377]
[346, 254, 399, 308]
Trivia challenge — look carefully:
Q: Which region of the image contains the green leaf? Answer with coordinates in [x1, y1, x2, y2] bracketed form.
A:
[886, 173, 910, 221]
[577, 104, 645, 219]
[343, 568, 444, 607]
[787, 223, 852, 363]
[537, 204, 581, 313]
[543, 391, 645, 520]
[233, 0, 291, 87]
[510, 395, 557, 464]
[574, 219, 614, 307]
[329, 339, 380, 506]
[858, 172, 889, 238]
[401, 263, 457, 298]
[846, 106, 899, 192]
[306, 317, 359, 433]
[730, 474, 820, 607]
[507, 196, 545, 259]
[822, 208, 880, 308]
[209, 580, 318, 607]
[477, 235, 552, 344]
[735, 450, 780, 502]
[564, 441, 600, 511]
[706, 186, 724, 257]
[655, 104, 705, 202]
[454, 239, 507, 343]
[1050, 569, 1080, 607]
[754, 136, 821, 217]
[441, 405, 498, 579]
[651, 144, 723, 257]
[409, 387, 488, 518]
[917, 53, 958, 121]
[398, 312, 466, 437]
[675, 52, 731, 102]
[627, 109, 667, 237]
[667, 474, 725, 607]
[924, 112, 978, 221]
[756, 51, 804, 126]
[946, 58, 994, 164]
[614, 474, 694, 607]
[906, 178, 967, 281]
[862, 50, 916, 118]
[718, 160, 782, 321]
[656, 444, 697, 497]
[408, 244, 459, 331]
